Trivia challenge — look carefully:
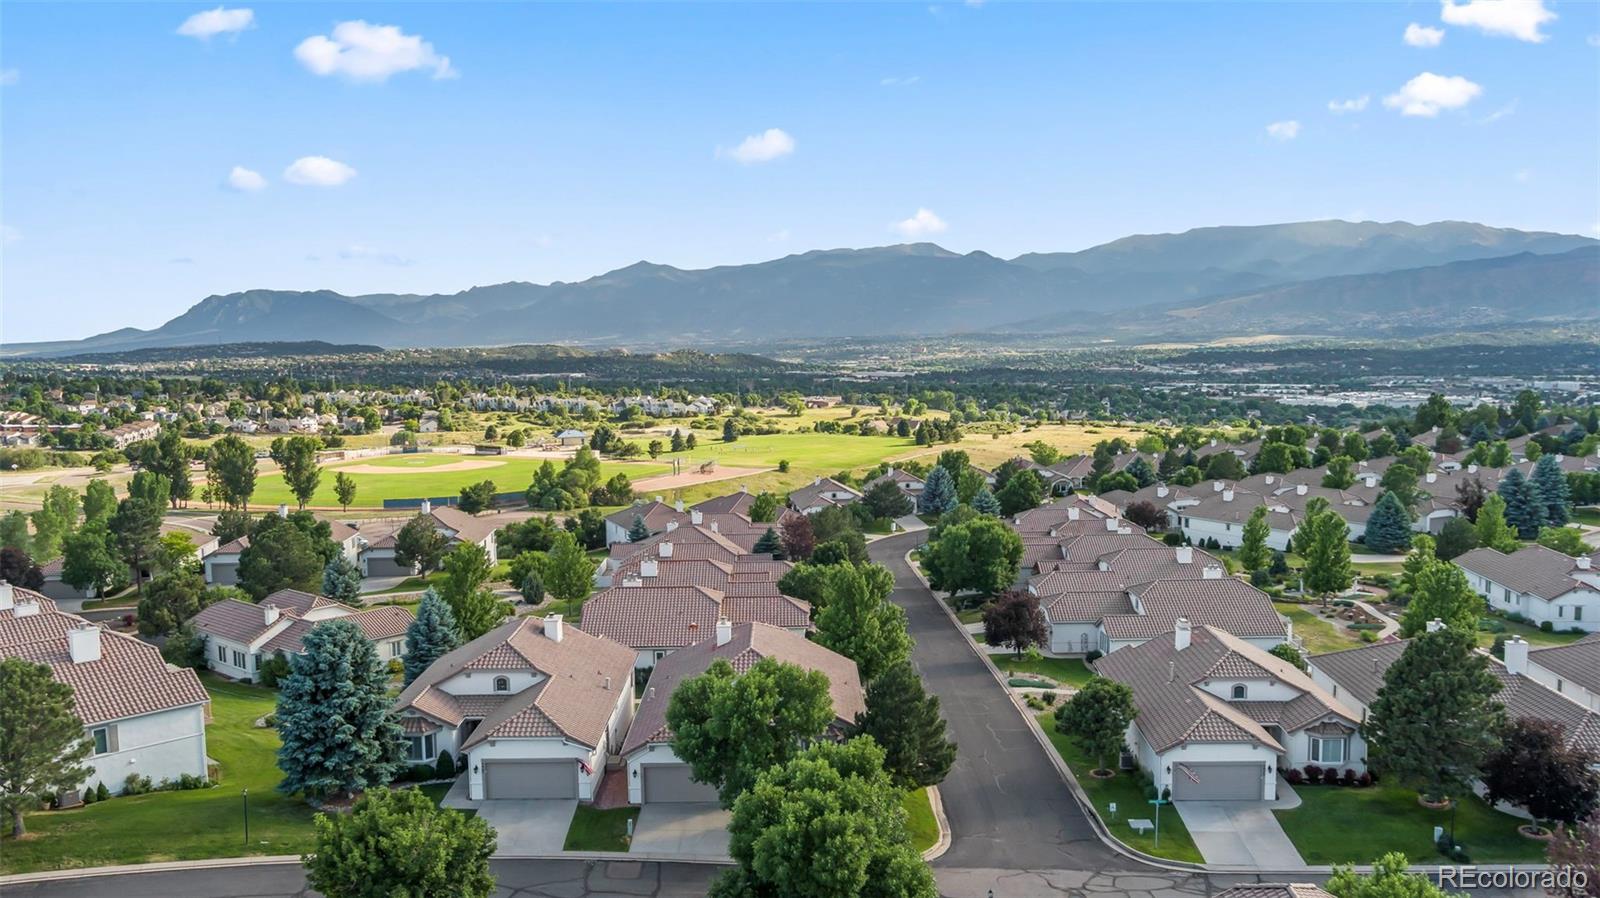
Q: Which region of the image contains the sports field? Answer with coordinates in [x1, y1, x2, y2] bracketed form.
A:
[251, 453, 670, 508]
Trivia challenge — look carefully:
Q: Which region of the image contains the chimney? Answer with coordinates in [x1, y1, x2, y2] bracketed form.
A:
[740, 484, 748, 494]
[1425, 618, 1445, 634]
[1068, 507, 1080, 521]
[690, 510, 703, 525]
[1467, 464, 1478, 474]
[1202, 564, 1223, 580]
[1296, 483, 1309, 496]
[69, 625, 102, 664]
[654, 495, 663, 503]
[716, 617, 733, 646]
[0, 582, 12, 612]
[277, 503, 289, 518]
[420, 499, 432, 515]
[665, 521, 679, 532]
[640, 559, 658, 578]
[15, 600, 40, 617]
[647, 686, 656, 701]
[711, 521, 719, 533]
[813, 476, 822, 486]
[1174, 617, 1192, 651]
[1362, 474, 1378, 488]
[622, 576, 643, 588]
[1156, 486, 1169, 498]
[1425, 472, 1437, 484]
[1223, 489, 1235, 502]
[1175, 545, 1194, 564]
[546, 614, 564, 643]
[1168, 660, 1177, 683]
[1104, 517, 1118, 531]
[676, 500, 686, 513]
[658, 541, 673, 558]
[1503, 636, 1530, 676]
[263, 603, 280, 626]
[1212, 481, 1224, 492]
[1576, 555, 1592, 571]
[1264, 475, 1275, 485]
[604, 675, 612, 691]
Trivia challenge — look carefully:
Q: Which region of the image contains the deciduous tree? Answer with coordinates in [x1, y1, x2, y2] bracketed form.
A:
[333, 472, 358, 512]
[1054, 677, 1137, 774]
[393, 515, 449, 574]
[982, 590, 1049, 657]
[922, 517, 1023, 598]
[814, 564, 912, 683]
[207, 435, 258, 509]
[1481, 718, 1598, 826]
[304, 784, 496, 898]
[1474, 494, 1520, 553]
[1238, 505, 1271, 572]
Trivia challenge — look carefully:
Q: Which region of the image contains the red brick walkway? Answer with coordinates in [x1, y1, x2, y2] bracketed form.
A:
[592, 764, 632, 810]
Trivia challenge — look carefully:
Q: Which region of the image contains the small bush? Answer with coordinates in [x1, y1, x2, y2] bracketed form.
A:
[1540, 620, 1554, 632]
[1304, 764, 1323, 783]
[1284, 768, 1304, 785]
[1085, 649, 1104, 663]
[1250, 568, 1272, 587]
[1041, 691, 1057, 705]
[82, 784, 99, 804]
[1341, 768, 1356, 786]
[435, 750, 456, 780]
[1360, 630, 1378, 643]
[1479, 617, 1506, 634]
[387, 658, 404, 677]
[1323, 767, 1342, 785]
[1024, 695, 1045, 711]
[95, 781, 109, 802]
[122, 774, 153, 796]
[407, 763, 436, 782]
[1357, 771, 1373, 787]
[1162, 532, 1184, 546]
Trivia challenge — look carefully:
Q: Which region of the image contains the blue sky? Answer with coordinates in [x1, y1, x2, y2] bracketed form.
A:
[3, 1, 1597, 342]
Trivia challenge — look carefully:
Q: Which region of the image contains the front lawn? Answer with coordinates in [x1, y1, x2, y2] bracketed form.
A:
[565, 805, 636, 852]
[902, 787, 938, 854]
[1035, 712, 1202, 863]
[1274, 783, 1546, 865]
[995, 655, 1096, 688]
[1476, 611, 1590, 649]
[1274, 601, 1368, 655]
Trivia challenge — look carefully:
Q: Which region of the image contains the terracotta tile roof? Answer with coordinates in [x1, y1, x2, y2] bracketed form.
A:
[209, 536, 251, 556]
[1528, 634, 1600, 697]
[579, 585, 810, 649]
[622, 622, 863, 756]
[1215, 885, 1336, 898]
[786, 478, 861, 511]
[260, 588, 340, 616]
[1455, 545, 1598, 602]
[605, 500, 689, 533]
[261, 606, 412, 654]
[0, 589, 209, 726]
[1306, 640, 1410, 708]
[190, 599, 285, 645]
[691, 491, 758, 517]
[1103, 578, 1285, 642]
[1046, 591, 1136, 623]
[428, 506, 502, 547]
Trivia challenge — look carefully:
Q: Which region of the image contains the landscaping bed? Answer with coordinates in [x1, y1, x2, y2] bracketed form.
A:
[994, 655, 1096, 688]
[1273, 782, 1547, 864]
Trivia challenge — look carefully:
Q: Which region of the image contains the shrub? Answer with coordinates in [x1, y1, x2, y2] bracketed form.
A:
[408, 763, 436, 783]
[1250, 568, 1272, 587]
[387, 658, 404, 677]
[1540, 621, 1554, 632]
[82, 784, 99, 804]
[122, 774, 153, 796]
[95, 781, 110, 802]
[1284, 768, 1304, 785]
[1041, 691, 1057, 705]
[1360, 631, 1378, 643]
[1162, 532, 1184, 546]
[1341, 768, 1357, 786]
[1479, 617, 1506, 634]
[1304, 764, 1323, 783]
[1024, 695, 1045, 711]
[1357, 771, 1373, 787]
[1085, 649, 1104, 663]
[1323, 767, 1342, 785]
[435, 750, 456, 780]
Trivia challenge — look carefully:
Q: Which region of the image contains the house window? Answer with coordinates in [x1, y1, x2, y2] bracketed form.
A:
[405, 733, 436, 763]
[91, 726, 116, 755]
[1232, 684, 1248, 700]
[232, 650, 246, 669]
[216, 644, 227, 662]
[389, 641, 403, 658]
[493, 676, 510, 692]
[1310, 736, 1345, 765]
[1576, 607, 1584, 622]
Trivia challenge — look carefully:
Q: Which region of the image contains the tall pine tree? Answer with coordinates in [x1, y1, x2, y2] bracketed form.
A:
[1497, 468, 1546, 539]
[277, 620, 406, 798]
[1531, 454, 1571, 527]
[918, 465, 958, 515]
[752, 527, 782, 557]
[852, 660, 956, 789]
[627, 513, 651, 542]
[321, 555, 362, 604]
[971, 486, 1001, 516]
[403, 588, 461, 685]
[1364, 491, 1414, 554]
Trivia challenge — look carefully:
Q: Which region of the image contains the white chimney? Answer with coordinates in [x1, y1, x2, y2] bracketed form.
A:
[1104, 517, 1118, 531]
[1362, 474, 1378, 488]
[263, 603, 280, 626]
[640, 559, 658, 578]
[676, 500, 686, 513]
[1223, 489, 1235, 502]
[1425, 618, 1445, 634]
[1503, 636, 1529, 676]
[1175, 545, 1194, 564]
[665, 521, 679, 532]
[1212, 481, 1224, 492]
[658, 541, 673, 558]
[546, 614, 564, 643]
[653, 495, 663, 503]
[1575, 555, 1591, 571]
[715, 617, 733, 647]
[1425, 472, 1437, 484]
[277, 503, 289, 518]
[15, 600, 40, 618]
[710, 521, 719, 533]
[690, 510, 703, 525]
[420, 499, 432, 515]
[813, 476, 822, 486]
[1202, 564, 1223, 580]
[1174, 617, 1192, 652]
[68, 625, 102, 664]
[1296, 483, 1309, 496]
[739, 484, 748, 494]
[1264, 475, 1275, 485]
[622, 576, 643, 588]
[1068, 507, 1080, 521]
[0, 582, 12, 612]
[1157, 486, 1169, 498]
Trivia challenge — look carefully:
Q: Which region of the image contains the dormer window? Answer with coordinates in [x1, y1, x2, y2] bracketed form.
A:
[1231, 684, 1247, 700]
[494, 676, 510, 692]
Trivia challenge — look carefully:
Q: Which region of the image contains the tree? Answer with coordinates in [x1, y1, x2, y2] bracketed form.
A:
[135, 428, 195, 507]
[82, 479, 117, 525]
[752, 527, 782, 557]
[1299, 498, 1353, 597]
[1202, 451, 1246, 481]
[627, 513, 651, 542]
[863, 480, 914, 520]
[321, 554, 363, 604]
[393, 515, 449, 573]
[0, 548, 45, 591]
[996, 469, 1045, 515]
[814, 564, 912, 683]
[917, 465, 958, 515]
[1, 511, 31, 556]
[1054, 677, 1137, 774]
[722, 418, 738, 442]
[109, 496, 162, 595]
[715, 738, 936, 898]
[1474, 494, 1520, 553]
[970, 487, 1001, 516]
[1545, 818, 1600, 898]
[303, 785, 497, 898]
[1364, 491, 1414, 555]
[1124, 500, 1168, 532]
[457, 480, 498, 515]
[1497, 468, 1546, 539]
[438, 543, 507, 641]
[1322, 456, 1356, 489]
[161, 623, 209, 670]
[1238, 505, 1271, 572]
[238, 520, 325, 599]
[333, 473, 358, 512]
[208, 435, 258, 509]
[780, 513, 816, 561]
[403, 588, 461, 685]
[1269, 642, 1308, 672]
[1453, 476, 1488, 522]
[1379, 463, 1422, 512]
[136, 571, 210, 636]
[1365, 628, 1505, 801]
[0, 658, 94, 837]
[1399, 560, 1481, 637]
[666, 657, 834, 807]
[982, 590, 1050, 656]
[851, 661, 955, 789]
[276, 620, 407, 799]
[541, 531, 592, 605]
[922, 517, 1024, 598]
[1532, 454, 1572, 527]
[1326, 852, 1465, 898]
[749, 491, 779, 523]
[1537, 525, 1588, 556]
[1434, 515, 1479, 561]
[1481, 718, 1598, 826]
[61, 522, 126, 597]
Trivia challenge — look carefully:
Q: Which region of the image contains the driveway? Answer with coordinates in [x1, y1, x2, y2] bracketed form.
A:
[630, 804, 731, 860]
[469, 800, 579, 855]
[1174, 798, 1305, 869]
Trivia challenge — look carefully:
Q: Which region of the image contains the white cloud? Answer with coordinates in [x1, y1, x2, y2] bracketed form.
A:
[2, 225, 21, 245]
[0, 69, 18, 86]
[1477, 99, 1518, 124]
[284, 156, 357, 187]
[1440, 0, 1555, 43]
[719, 128, 796, 164]
[1383, 72, 1482, 117]
[880, 75, 921, 87]
[339, 244, 411, 266]
[177, 7, 254, 40]
[1266, 120, 1301, 141]
[295, 21, 456, 82]
[893, 208, 948, 239]
[1588, 34, 1600, 47]
[767, 229, 791, 243]
[225, 166, 267, 192]
[1404, 23, 1445, 47]
[1327, 95, 1370, 114]
[1513, 168, 1533, 183]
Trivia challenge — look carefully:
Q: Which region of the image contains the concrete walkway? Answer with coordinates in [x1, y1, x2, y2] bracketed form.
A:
[1175, 781, 1306, 870]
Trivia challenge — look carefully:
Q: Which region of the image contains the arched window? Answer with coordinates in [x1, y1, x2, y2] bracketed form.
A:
[1231, 684, 1247, 700]
[494, 676, 510, 693]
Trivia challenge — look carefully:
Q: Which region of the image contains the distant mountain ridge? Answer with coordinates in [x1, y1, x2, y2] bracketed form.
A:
[6, 220, 1595, 357]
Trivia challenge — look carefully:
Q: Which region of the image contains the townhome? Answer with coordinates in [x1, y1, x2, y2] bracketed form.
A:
[1454, 545, 1600, 633]
[0, 585, 211, 796]
[188, 588, 412, 681]
[1524, 634, 1600, 711]
[619, 621, 864, 804]
[861, 467, 926, 499]
[786, 476, 862, 514]
[1095, 621, 1364, 801]
[394, 614, 634, 801]
[359, 501, 502, 576]
[604, 499, 691, 545]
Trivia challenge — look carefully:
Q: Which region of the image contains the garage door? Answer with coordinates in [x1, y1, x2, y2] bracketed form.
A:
[1170, 763, 1264, 801]
[642, 764, 719, 803]
[482, 760, 577, 799]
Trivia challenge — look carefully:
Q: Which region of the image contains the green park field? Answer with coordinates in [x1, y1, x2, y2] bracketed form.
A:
[251, 453, 670, 509]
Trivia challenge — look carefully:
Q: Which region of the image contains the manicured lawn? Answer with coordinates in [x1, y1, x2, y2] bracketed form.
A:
[1274, 783, 1546, 864]
[1035, 712, 1203, 863]
[1569, 507, 1600, 526]
[1274, 602, 1368, 655]
[565, 805, 636, 852]
[902, 787, 938, 854]
[362, 571, 447, 596]
[252, 455, 668, 508]
[1476, 612, 1590, 649]
[995, 655, 1096, 688]
[1, 675, 316, 873]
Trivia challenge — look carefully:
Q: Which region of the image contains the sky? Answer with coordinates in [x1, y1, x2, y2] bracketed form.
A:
[3, 1, 1598, 342]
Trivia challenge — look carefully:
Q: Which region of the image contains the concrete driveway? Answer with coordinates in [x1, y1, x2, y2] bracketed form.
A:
[1174, 798, 1305, 869]
[630, 804, 731, 860]
[471, 800, 579, 855]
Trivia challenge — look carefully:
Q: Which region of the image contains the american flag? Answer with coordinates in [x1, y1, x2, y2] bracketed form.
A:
[579, 759, 593, 776]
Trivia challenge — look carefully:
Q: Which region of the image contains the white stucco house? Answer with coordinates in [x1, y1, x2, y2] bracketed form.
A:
[0, 584, 211, 797]
[188, 589, 412, 682]
[394, 614, 635, 801]
[359, 502, 502, 577]
[786, 477, 862, 514]
[1524, 634, 1600, 711]
[1454, 545, 1600, 633]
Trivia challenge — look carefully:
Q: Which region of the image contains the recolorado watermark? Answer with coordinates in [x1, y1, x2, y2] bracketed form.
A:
[1437, 866, 1588, 891]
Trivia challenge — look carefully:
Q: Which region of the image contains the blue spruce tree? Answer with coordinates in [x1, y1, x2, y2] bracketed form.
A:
[918, 465, 959, 515]
[1363, 491, 1413, 554]
[1497, 468, 1546, 540]
[276, 620, 406, 798]
[971, 487, 1002, 516]
[1531, 454, 1571, 527]
[321, 554, 362, 604]
[403, 587, 461, 685]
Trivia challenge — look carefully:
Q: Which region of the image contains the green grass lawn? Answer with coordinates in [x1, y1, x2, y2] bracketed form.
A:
[1569, 507, 1600, 526]
[1035, 712, 1202, 863]
[902, 787, 938, 854]
[1476, 612, 1590, 649]
[565, 805, 636, 852]
[1274, 601, 1369, 655]
[1274, 783, 1546, 864]
[1, 675, 316, 873]
[252, 455, 668, 508]
[995, 655, 1096, 688]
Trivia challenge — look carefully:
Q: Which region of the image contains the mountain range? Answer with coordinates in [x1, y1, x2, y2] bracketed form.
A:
[8, 220, 1596, 357]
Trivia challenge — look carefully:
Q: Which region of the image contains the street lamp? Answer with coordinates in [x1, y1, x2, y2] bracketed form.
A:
[243, 789, 249, 845]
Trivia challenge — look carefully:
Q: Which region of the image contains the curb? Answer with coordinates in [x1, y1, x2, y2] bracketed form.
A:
[921, 784, 952, 862]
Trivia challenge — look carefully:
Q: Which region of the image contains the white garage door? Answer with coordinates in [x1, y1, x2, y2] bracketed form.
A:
[642, 764, 719, 803]
[1170, 762, 1264, 801]
[482, 760, 577, 799]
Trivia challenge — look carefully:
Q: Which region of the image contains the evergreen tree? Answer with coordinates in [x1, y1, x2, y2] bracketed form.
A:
[1434, 515, 1479, 561]
[752, 527, 782, 557]
[1238, 505, 1271, 572]
[403, 588, 461, 685]
[1497, 468, 1546, 539]
[276, 620, 406, 799]
[852, 660, 957, 789]
[971, 487, 1001, 515]
[722, 418, 738, 442]
[1363, 491, 1414, 554]
[0, 658, 94, 837]
[1124, 456, 1156, 488]
[1531, 454, 1571, 526]
[321, 555, 362, 605]
[627, 513, 651, 542]
[917, 465, 958, 515]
